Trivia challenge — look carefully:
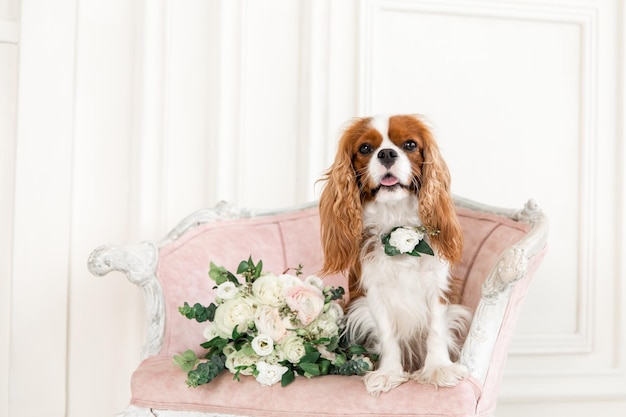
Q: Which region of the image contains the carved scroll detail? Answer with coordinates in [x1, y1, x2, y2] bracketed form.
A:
[87, 242, 163, 358]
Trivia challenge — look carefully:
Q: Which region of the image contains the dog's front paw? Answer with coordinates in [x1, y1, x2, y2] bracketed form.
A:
[363, 370, 408, 396]
[412, 363, 468, 387]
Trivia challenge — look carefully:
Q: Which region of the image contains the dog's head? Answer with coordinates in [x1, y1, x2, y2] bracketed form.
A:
[319, 114, 462, 275]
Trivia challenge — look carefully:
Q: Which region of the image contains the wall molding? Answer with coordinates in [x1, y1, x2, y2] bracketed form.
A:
[297, 0, 332, 202]
[10, 0, 78, 414]
[212, 0, 246, 205]
[129, 0, 169, 241]
[359, 0, 599, 357]
[0, 19, 18, 44]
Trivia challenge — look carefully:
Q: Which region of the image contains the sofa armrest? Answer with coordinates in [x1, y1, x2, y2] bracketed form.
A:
[87, 242, 163, 359]
[456, 198, 549, 384]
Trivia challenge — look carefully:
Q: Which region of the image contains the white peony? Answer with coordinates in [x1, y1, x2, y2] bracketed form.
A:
[255, 361, 289, 386]
[255, 306, 288, 343]
[389, 227, 424, 253]
[284, 283, 325, 326]
[251, 274, 284, 307]
[216, 281, 239, 300]
[251, 334, 274, 356]
[213, 297, 255, 336]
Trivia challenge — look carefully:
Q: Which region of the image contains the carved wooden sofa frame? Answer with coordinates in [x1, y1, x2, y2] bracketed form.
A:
[88, 196, 548, 417]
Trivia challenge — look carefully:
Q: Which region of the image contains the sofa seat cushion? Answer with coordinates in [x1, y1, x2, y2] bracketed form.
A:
[131, 356, 485, 417]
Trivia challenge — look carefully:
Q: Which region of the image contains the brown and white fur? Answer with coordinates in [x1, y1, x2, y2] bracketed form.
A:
[319, 114, 471, 395]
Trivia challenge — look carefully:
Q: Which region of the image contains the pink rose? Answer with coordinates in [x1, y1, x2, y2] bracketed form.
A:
[284, 284, 324, 326]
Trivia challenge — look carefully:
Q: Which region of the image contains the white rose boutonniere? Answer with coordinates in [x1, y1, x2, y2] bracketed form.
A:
[382, 225, 440, 257]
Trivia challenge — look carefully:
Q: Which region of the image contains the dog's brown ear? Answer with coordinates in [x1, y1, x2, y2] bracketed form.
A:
[418, 124, 463, 265]
[319, 118, 370, 275]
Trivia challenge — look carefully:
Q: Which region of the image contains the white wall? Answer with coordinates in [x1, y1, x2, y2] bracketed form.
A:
[1, 1, 19, 416]
[2, 0, 625, 416]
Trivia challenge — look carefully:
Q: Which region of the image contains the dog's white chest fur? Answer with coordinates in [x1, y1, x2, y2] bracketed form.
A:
[359, 195, 451, 337]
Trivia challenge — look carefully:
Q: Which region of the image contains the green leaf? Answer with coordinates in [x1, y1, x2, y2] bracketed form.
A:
[333, 353, 346, 366]
[281, 369, 296, 386]
[326, 336, 339, 352]
[383, 243, 401, 256]
[236, 260, 250, 275]
[178, 302, 193, 318]
[254, 259, 263, 278]
[173, 350, 198, 372]
[200, 336, 229, 356]
[324, 286, 345, 302]
[414, 239, 434, 256]
[299, 351, 321, 364]
[347, 345, 368, 355]
[299, 362, 321, 376]
[178, 302, 217, 323]
[319, 358, 331, 375]
[185, 354, 226, 387]
[209, 262, 241, 286]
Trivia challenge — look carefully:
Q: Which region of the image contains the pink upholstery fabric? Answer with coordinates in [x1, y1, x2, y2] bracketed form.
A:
[453, 207, 530, 312]
[135, 204, 542, 416]
[157, 208, 345, 356]
[131, 355, 484, 417]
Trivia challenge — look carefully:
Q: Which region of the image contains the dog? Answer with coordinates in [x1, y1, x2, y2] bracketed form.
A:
[319, 114, 471, 395]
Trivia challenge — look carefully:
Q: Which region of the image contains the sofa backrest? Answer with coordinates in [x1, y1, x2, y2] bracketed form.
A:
[156, 205, 529, 356]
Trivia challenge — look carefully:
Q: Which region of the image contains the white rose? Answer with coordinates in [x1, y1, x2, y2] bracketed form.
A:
[216, 281, 239, 300]
[285, 283, 325, 326]
[255, 361, 289, 386]
[224, 349, 258, 376]
[213, 297, 255, 336]
[279, 335, 306, 364]
[389, 227, 424, 253]
[306, 313, 339, 339]
[252, 274, 284, 307]
[251, 334, 274, 356]
[322, 301, 344, 323]
[320, 316, 339, 338]
[255, 306, 288, 343]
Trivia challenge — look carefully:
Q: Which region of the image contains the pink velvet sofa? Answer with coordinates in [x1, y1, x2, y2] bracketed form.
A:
[88, 196, 548, 417]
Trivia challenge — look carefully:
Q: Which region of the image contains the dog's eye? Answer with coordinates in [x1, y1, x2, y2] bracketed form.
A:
[403, 140, 418, 152]
[358, 143, 374, 155]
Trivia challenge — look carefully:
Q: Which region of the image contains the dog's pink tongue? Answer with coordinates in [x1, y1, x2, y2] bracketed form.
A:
[381, 175, 399, 186]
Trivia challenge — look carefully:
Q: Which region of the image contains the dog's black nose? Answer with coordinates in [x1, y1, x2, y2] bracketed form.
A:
[377, 148, 398, 168]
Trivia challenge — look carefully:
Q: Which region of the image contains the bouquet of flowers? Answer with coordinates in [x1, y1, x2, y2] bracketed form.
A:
[173, 257, 375, 387]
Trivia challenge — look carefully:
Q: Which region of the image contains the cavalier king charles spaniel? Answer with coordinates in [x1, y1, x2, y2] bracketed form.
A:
[319, 114, 471, 395]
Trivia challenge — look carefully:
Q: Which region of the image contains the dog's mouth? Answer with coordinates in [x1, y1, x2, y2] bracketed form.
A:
[370, 174, 408, 197]
[380, 174, 400, 187]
